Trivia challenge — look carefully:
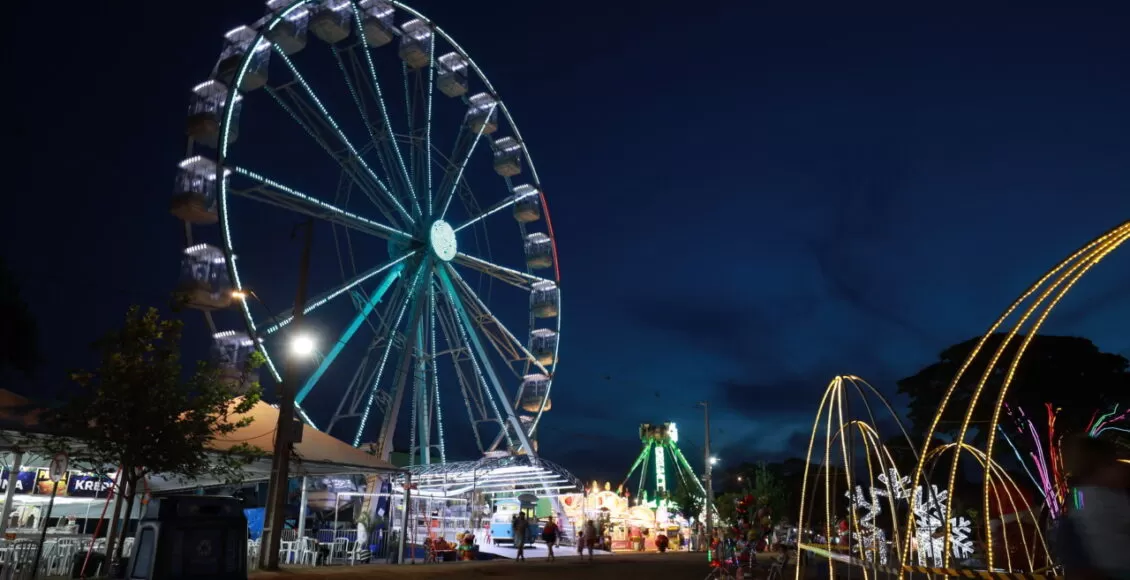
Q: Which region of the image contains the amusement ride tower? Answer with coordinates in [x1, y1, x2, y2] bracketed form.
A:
[621, 423, 707, 508]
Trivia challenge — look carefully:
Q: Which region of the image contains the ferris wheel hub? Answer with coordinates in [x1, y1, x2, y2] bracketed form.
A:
[428, 220, 458, 262]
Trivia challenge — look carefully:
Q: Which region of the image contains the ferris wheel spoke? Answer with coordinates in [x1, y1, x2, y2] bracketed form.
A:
[437, 102, 497, 220]
[230, 166, 412, 241]
[452, 186, 538, 234]
[256, 251, 417, 336]
[346, 4, 419, 217]
[427, 281, 447, 462]
[437, 267, 534, 456]
[262, 83, 404, 229]
[423, 34, 436, 217]
[434, 281, 491, 454]
[293, 263, 406, 406]
[375, 294, 425, 456]
[272, 45, 415, 226]
[452, 252, 552, 291]
[444, 263, 549, 376]
[356, 263, 429, 449]
[329, 45, 410, 217]
[437, 284, 510, 454]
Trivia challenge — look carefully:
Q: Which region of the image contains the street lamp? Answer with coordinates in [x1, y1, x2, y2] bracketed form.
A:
[697, 401, 714, 544]
[290, 334, 316, 357]
[232, 219, 314, 571]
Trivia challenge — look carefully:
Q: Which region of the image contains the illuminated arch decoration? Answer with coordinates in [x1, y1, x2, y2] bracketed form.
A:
[907, 219, 1130, 572]
[794, 376, 1050, 580]
[795, 375, 926, 580]
[918, 443, 1051, 572]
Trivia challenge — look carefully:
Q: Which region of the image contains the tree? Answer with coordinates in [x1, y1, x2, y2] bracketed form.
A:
[897, 334, 1130, 445]
[750, 462, 789, 524]
[0, 257, 40, 377]
[670, 481, 704, 523]
[714, 492, 743, 527]
[45, 306, 264, 566]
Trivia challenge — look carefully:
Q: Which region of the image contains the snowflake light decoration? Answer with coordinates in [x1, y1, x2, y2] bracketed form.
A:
[845, 485, 889, 565]
[908, 484, 974, 566]
[844, 468, 973, 568]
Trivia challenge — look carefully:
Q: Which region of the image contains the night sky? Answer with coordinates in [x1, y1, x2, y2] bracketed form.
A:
[5, 1, 1129, 484]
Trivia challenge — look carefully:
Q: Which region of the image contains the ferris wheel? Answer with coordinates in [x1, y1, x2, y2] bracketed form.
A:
[170, 0, 561, 465]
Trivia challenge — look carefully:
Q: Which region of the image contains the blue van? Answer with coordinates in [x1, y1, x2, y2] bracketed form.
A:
[489, 496, 542, 546]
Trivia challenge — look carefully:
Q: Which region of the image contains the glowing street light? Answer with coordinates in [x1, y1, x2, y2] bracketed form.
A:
[709, 456, 720, 465]
[290, 334, 316, 357]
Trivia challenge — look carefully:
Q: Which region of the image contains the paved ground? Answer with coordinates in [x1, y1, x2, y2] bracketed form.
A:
[250, 552, 728, 579]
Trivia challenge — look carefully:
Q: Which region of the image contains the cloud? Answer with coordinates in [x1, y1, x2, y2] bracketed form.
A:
[713, 429, 814, 465]
[620, 296, 809, 378]
[714, 377, 825, 416]
[543, 430, 642, 484]
[802, 146, 941, 348]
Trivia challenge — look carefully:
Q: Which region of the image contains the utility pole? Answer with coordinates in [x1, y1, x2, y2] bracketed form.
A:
[260, 219, 314, 570]
[698, 400, 714, 544]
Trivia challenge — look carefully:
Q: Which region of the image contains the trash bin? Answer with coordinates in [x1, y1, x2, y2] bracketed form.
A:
[125, 495, 247, 580]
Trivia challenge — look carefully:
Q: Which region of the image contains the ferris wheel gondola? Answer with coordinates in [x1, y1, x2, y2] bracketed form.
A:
[170, 0, 561, 465]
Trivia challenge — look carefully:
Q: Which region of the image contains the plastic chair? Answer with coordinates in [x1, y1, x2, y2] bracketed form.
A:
[298, 537, 319, 566]
[330, 537, 349, 563]
[279, 540, 300, 565]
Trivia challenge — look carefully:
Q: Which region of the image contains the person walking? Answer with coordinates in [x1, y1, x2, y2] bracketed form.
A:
[583, 519, 599, 561]
[512, 512, 529, 562]
[1059, 434, 1130, 579]
[541, 516, 559, 561]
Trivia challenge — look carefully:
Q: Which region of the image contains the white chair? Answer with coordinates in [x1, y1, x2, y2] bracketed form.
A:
[5, 541, 38, 580]
[330, 537, 349, 564]
[298, 537, 319, 566]
[46, 539, 80, 577]
[245, 539, 259, 570]
[279, 540, 300, 565]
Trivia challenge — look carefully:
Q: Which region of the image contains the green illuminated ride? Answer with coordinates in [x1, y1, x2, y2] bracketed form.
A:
[620, 423, 706, 509]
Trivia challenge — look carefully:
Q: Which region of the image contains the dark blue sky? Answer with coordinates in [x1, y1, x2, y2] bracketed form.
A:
[5, 1, 1129, 483]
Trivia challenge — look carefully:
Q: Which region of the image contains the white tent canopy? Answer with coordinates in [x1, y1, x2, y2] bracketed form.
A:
[0, 397, 399, 496]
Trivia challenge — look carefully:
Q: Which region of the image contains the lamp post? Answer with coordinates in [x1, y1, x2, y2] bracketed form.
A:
[255, 219, 314, 571]
[698, 401, 714, 543]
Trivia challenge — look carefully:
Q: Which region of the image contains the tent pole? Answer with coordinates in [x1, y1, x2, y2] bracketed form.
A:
[0, 451, 23, 535]
[398, 474, 411, 565]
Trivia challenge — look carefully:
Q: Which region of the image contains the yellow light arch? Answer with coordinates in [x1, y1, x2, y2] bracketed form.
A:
[795, 375, 921, 580]
[906, 220, 1130, 570]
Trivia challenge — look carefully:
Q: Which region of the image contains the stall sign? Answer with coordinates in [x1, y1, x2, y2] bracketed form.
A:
[35, 468, 71, 495]
[67, 473, 115, 498]
[0, 469, 38, 494]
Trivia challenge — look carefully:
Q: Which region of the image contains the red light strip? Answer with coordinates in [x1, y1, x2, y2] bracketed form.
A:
[539, 189, 561, 283]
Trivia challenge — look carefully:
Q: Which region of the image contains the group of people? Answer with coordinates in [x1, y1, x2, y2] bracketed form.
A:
[509, 514, 603, 562]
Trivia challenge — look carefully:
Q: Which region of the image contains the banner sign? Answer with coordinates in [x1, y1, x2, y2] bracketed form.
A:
[66, 473, 115, 498]
[0, 468, 114, 497]
[0, 469, 39, 494]
[35, 468, 69, 494]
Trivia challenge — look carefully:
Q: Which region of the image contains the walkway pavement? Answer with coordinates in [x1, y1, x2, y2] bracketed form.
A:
[250, 552, 716, 579]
